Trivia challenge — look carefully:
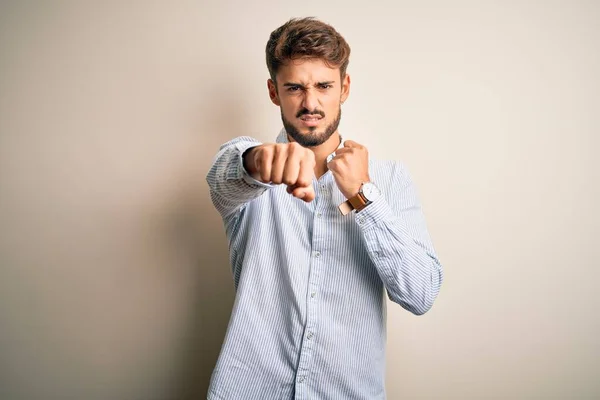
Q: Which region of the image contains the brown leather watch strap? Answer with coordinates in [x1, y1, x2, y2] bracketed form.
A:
[338, 192, 368, 215]
[348, 193, 368, 210]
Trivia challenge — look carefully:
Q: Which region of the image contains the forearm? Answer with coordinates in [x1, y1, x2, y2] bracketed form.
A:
[356, 196, 443, 315]
[206, 136, 273, 220]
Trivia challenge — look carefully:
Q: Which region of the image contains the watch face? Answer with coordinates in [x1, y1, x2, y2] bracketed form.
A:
[361, 182, 381, 202]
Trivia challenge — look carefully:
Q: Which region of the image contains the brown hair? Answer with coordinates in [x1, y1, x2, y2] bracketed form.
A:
[266, 17, 351, 82]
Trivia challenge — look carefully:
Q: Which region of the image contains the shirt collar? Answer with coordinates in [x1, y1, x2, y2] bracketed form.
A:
[275, 128, 288, 144]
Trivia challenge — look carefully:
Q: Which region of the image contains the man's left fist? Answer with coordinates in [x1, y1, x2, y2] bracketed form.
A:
[327, 140, 370, 200]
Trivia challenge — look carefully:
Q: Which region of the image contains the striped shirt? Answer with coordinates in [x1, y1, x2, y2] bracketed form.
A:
[206, 129, 443, 400]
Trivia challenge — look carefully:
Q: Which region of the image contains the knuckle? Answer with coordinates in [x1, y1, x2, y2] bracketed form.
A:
[260, 147, 272, 159]
[296, 177, 309, 187]
[269, 145, 280, 158]
[289, 142, 302, 151]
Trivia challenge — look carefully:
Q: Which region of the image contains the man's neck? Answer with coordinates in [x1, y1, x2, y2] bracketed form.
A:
[311, 132, 342, 178]
[285, 131, 342, 178]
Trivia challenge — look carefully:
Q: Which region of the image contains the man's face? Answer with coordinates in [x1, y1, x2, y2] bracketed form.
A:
[268, 58, 350, 147]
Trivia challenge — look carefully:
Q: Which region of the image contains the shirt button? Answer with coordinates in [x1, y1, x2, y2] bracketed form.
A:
[314, 251, 321, 258]
[298, 376, 305, 383]
[310, 292, 316, 298]
[317, 212, 322, 218]
[307, 332, 313, 340]
[358, 217, 366, 225]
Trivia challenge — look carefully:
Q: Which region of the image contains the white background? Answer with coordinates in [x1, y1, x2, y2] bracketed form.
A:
[0, 1, 598, 399]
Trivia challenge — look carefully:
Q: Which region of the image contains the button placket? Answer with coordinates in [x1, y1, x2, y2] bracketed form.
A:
[319, 183, 329, 197]
[295, 177, 331, 392]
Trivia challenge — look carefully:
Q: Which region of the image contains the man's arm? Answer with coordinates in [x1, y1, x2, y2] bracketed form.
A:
[328, 141, 443, 315]
[355, 162, 443, 315]
[206, 136, 316, 224]
[206, 137, 272, 222]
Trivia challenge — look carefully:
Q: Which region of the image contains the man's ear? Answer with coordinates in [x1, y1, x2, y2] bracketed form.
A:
[341, 73, 351, 104]
[267, 79, 281, 106]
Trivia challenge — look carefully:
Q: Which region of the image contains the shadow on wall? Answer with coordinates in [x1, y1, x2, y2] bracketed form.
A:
[167, 85, 250, 399]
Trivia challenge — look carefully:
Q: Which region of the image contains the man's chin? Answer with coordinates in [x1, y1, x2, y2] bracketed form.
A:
[296, 128, 320, 136]
[282, 114, 339, 147]
[288, 130, 327, 146]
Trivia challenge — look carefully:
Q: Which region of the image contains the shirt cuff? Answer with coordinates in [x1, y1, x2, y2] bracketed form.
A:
[235, 142, 275, 189]
[354, 196, 395, 231]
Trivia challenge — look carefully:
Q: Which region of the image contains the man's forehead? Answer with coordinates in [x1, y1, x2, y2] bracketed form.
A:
[277, 58, 340, 83]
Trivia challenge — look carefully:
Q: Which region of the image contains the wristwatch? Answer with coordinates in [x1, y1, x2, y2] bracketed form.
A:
[338, 182, 381, 215]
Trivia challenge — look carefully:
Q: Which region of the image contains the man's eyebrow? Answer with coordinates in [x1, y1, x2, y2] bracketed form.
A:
[282, 81, 336, 87]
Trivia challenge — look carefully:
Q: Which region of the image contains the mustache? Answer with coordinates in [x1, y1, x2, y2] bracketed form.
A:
[296, 108, 325, 118]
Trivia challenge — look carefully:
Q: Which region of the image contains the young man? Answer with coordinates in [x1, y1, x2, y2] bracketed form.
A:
[206, 17, 443, 400]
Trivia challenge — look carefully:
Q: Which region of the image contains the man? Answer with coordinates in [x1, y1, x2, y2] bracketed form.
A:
[206, 17, 443, 400]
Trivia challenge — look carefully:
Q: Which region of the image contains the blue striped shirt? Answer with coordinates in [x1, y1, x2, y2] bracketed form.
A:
[206, 129, 443, 400]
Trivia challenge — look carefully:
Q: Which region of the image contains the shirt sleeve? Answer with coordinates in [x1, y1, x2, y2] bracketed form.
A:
[206, 136, 275, 224]
[355, 162, 443, 315]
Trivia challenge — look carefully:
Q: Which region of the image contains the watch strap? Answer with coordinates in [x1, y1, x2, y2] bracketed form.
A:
[348, 192, 368, 210]
[338, 192, 369, 215]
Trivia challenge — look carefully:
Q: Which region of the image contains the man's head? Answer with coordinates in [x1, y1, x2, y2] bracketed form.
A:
[266, 18, 351, 147]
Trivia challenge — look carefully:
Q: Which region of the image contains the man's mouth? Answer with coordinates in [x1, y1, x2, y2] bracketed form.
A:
[299, 115, 323, 127]
[300, 115, 322, 120]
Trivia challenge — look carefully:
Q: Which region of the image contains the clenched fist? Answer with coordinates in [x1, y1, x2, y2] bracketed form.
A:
[243, 142, 316, 202]
[327, 140, 370, 200]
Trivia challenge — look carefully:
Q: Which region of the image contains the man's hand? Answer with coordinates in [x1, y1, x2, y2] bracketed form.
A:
[244, 143, 316, 202]
[327, 140, 370, 199]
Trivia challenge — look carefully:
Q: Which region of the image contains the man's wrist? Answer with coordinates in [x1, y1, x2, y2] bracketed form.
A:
[339, 182, 376, 215]
[353, 181, 381, 212]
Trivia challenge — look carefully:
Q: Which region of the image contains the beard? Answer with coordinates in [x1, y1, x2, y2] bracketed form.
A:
[281, 106, 342, 148]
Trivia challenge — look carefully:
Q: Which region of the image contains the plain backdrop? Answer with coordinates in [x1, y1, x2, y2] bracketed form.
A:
[0, 1, 598, 399]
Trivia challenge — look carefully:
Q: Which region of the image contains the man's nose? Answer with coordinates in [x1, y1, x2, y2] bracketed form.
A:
[302, 89, 319, 111]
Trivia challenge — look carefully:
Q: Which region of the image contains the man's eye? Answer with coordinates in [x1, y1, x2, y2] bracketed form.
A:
[288, 86, 301, 92]
[319, 84, 332, 89]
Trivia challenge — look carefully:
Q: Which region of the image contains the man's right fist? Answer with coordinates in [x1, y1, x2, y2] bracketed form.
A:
[243, 143, 316, 202]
